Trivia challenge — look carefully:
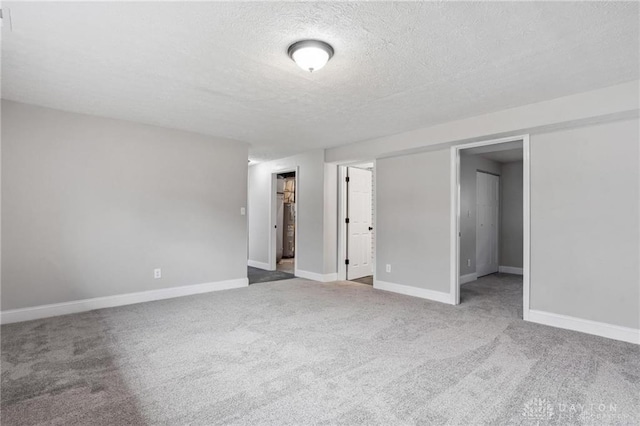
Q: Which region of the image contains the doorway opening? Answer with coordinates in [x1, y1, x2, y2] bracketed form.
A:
[338, 163, 375, 285]
[451, 136, 530, 320]
[274, 171, 296, 274]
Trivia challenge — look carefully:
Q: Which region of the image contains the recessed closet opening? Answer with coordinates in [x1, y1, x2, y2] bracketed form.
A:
[451, 136, 530, 320]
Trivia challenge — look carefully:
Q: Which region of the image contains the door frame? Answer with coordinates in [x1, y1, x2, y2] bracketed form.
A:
[450, 135, 530, 320]
[269, 167, 299, 274]
[337, 162, 376, 281]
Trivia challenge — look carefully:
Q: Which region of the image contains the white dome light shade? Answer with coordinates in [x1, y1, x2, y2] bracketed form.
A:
[288, 40, 334, 72]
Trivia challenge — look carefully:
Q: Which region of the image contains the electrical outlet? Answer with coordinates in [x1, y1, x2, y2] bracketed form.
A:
[386, 264, 391, 273]
[154, 268, 162, 279]
[467, 259, 471, 267]
[240, 207, 246, 216]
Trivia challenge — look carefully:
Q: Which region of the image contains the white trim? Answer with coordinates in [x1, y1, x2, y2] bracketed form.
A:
[248, 260, 271, 270]
[373, 159, 377, 286]
[499, 266, 524, 275]
[324, 273, 338, 282]
[295, 269, 338, 283]
[522, 136, 531, 320]
[528, 310, 640, 345]
[337, 165, 348, 281]
[371, 159, 378, 281]
[450, 134, 531, 321]
[450, 147, 460, 303]
[460, 273, 478, 285]
[374, 279, 453, 305]
[0, 278, 249, 324]
[269, 172, 277, 270]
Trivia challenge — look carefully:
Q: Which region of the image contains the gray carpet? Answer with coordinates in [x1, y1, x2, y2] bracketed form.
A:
[2, 274, 639, 425]
[247, 266, 294, 284]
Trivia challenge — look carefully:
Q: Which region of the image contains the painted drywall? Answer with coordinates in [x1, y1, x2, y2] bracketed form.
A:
[248, 150, 334, 276]
[376, 149, 450, 293]
[500, 161, 524, 268]
[1, 100, 249, 311]
[530, 119, 639, 329]
[323, 163, 338, 275]
[325, 81, 639, 164]
[459, 155, 502, 276]
[247, 162, 272, 267]
[369, 115, 638, 332]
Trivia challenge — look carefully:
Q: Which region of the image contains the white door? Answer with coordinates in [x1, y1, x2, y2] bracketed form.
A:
[476, 172, 499, 277]
[347, 167, 373, 280]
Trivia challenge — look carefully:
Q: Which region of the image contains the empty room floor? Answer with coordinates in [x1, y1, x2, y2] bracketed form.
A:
[2, 275, 638, 425]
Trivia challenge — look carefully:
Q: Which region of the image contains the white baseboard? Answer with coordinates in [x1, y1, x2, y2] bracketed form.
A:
[323, 273, 339, 282]
[374, 279, 453, 305]
[0, 278, 249, 325]
[248, 260, 272, 270]
[499, 266, 523, 275]
[295, 269, 338, 283]
[528, 309, 639, 345]
[460, 273, 478, 285]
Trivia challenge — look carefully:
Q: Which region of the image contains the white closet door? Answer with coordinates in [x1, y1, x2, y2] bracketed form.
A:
[476, 172, 499, 277]
[347, 167, 373, 280]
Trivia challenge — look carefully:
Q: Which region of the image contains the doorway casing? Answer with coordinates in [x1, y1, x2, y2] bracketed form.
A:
[450, 135, 530, 320]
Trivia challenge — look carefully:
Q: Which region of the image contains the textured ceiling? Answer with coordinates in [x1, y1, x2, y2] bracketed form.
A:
[2, 2, 638, 161]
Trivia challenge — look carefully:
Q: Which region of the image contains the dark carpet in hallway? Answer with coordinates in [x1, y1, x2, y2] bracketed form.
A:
[248, 266, 294, 284]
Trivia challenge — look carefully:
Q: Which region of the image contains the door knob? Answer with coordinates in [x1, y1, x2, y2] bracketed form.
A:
[368, 227, 373, 231]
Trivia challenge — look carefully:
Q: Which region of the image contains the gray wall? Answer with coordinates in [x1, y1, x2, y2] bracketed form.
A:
[247, 150, 333, 275]
[323, 163, 338, 275]
[373, 118, 638, 330]
[459, 156, 524, 275]
[531, 119, 639, 329]
[459, 154, 501, 276]
[325, 81, 638, 164]
[1, 101, 249, 310]
[376, 149, 450, 293]
[247, 163, 272, 265]
[500, 161, 523, 268]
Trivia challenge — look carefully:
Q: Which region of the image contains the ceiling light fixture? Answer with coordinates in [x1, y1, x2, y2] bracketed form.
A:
[288, 40, 334, 72]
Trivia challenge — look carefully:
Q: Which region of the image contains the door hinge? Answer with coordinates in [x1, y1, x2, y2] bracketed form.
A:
[345, 176, 350, 183]
[345, 259, 349, 265]
[345, 218, 350, 224]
